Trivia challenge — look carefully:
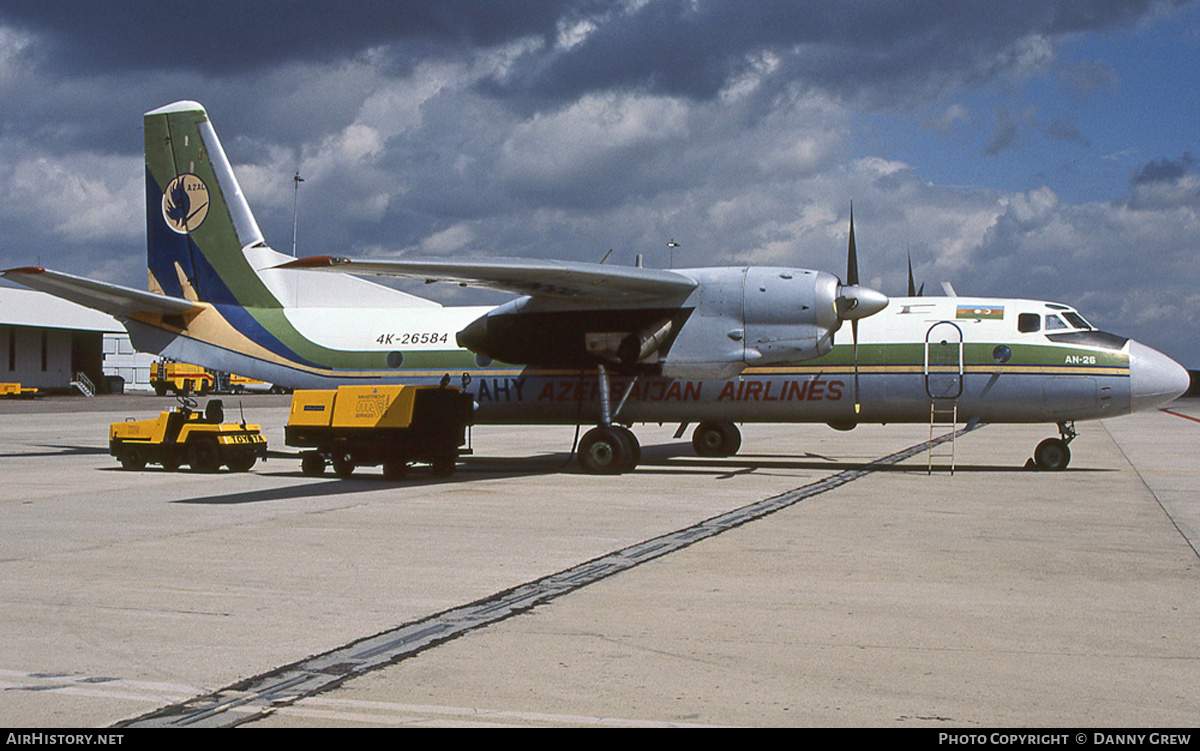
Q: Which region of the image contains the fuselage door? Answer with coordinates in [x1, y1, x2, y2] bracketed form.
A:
[925, 321, 963, 399]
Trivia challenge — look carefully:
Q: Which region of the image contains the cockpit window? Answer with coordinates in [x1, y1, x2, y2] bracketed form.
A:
[1062, 312, 1092, 330]
[1044, 314, 1068, 331]
[1018, 313, 1040, 333]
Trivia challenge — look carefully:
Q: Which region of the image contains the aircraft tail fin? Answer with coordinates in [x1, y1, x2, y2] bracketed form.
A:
[143, 101, 439, 311]
[144, 101, 280, 308]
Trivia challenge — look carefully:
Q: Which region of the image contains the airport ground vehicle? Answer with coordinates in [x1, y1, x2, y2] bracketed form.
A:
[0, 383, 38, 398]
[109, 398, 267, 472]
[150, 361, 215, 396]
[285, 384, 473, 479]
[151, 360, 286, 396]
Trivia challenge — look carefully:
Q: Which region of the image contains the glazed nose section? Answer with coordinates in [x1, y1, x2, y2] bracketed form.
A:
[1128, 340, 1190, 412]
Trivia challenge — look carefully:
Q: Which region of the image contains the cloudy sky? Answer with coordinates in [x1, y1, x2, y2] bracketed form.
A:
[1, 0, 1198, 366]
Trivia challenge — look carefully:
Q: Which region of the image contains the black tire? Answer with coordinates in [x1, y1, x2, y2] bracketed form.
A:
[612, 426, 640, 470]
[153, 383, 167, 397]
[1034, 438, 1071, 471]
[692, 421, 742, 457]
[382, 459, 409, 481]
[578, 426, 632, 474]
[226, 453, 256, 472]
[431, 453, 456, 478]
[300, 453, 326, 477]
[161, 453, 181, 472]
[187, 436, 221, 473]
[331, 451, 355, 479]
[119, 446, 146, 471]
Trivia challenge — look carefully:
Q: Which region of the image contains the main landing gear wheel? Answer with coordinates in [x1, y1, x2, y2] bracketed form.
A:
[578, 425, 639, 474]
[1033, 438, 1071, 471]
[692, 421, 742, 457]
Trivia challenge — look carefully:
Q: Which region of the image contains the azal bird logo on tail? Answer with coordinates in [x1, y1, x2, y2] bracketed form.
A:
[161, 174, 210, 234]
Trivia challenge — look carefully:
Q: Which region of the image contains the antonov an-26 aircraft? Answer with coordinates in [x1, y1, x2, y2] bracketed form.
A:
[4, 101, 1190, 473]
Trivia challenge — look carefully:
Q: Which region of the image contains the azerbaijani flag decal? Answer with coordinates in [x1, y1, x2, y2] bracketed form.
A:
[956, 305, 1004, 320]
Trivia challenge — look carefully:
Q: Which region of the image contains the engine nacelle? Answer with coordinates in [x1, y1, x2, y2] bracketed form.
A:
[455, 266, 884, 379]
[658, 267, 843, 378]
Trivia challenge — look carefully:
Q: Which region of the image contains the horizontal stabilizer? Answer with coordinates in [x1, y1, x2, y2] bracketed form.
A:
[3, 267, 201, 318]
[278, 256, 699, 303]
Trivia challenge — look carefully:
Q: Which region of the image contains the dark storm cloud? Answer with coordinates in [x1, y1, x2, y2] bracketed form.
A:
[481, 0, 1174, 109]
[0, 0, 1178, 158]
[0, 0, 1176, 107]
[0, 0, 573, 74]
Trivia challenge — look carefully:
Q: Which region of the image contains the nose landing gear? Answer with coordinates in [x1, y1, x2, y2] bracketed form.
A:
[1031, 421, 1076, 471]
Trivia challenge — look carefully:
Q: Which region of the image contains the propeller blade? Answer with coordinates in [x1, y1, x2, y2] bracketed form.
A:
[832, 202, 886, 418]
[907, 245, 916, 297]
[847, 202, 859, 287]
[852, 318, 861, 415]
[846, 204, 869, 415]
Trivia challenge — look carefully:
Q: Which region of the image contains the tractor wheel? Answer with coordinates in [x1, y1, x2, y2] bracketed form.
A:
[226, 453, 257, 472]
[119, 446, 147, 471]
[187, 437, 221, 473]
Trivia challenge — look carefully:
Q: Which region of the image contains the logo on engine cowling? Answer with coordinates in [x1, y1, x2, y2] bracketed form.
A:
[161, 174, 210, 234]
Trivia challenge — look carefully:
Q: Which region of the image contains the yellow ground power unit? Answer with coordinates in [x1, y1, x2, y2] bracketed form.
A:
[285, 384, 474, 479]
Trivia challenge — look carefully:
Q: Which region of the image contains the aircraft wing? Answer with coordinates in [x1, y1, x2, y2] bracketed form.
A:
[279, 256, 699, 303]
[2, 267, 201, 318]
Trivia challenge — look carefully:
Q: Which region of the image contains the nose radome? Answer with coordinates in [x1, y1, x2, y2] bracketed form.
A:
[1128, 340, 1190, 413]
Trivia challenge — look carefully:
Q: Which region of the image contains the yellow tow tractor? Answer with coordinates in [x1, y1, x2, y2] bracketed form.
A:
[110, 397, 267, 472]
[286, 384, 473, 479]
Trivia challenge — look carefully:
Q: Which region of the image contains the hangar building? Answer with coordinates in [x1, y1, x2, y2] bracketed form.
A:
[0, 286, 153, 394]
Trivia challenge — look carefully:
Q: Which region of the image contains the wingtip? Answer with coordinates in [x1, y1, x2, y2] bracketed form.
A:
[2, 266, 46, 276]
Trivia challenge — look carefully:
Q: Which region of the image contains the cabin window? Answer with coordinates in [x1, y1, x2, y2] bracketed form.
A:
[992, 345, 1012, 363]
[1044, 314, 1068, 331]
[1062, 312, 1092, 330]
[1018, 313, 1040, 333]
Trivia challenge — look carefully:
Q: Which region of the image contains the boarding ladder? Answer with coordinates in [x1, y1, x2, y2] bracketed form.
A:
[70, 371, 95, 398]
[924, 321, 963, 474]
[928, 400, 958, 474]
